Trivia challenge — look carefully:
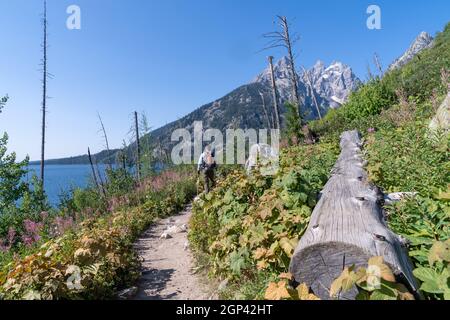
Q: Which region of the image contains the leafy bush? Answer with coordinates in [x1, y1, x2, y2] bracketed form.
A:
[71, 188, 106, 214]
[0, 167, 197, 300]
[363, 96, 449, 300]
[341, 77, 397, 120]
[0, 133, 30, 211]
[284, 102, 303, 145]
[189, 142, 339, 299]
[366, 123, 449, 196]
[413, 240, 450, 300]
[105, 168, 136, 197]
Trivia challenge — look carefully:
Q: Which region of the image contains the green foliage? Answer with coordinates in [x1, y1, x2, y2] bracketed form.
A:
[326, 257, 414, 300]
[413, 240, 450, 300]
[105, 168, 136, 197]
[189, 142, 339, 298]
[0, 133, 30, 211]
[366, 123, 449, 196]
[284, 102, 303, 145]
[0, 96, 7, 114]
[139, 112, 155, 177]
[340, 77, 397, 120]
[20, 176, 50, 214]
[389, 22, 450, 100]
[362, 95, 449, 300]
[72, 188, 105, 213]
[311, 22, 450, 136]
[0, 167, 197, 300]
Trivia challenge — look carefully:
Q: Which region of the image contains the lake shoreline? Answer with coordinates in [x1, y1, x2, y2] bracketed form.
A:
[24, 164, 108, 207]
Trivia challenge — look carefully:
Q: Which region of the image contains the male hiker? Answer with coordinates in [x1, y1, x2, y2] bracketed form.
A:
[197, 145, 217, 193]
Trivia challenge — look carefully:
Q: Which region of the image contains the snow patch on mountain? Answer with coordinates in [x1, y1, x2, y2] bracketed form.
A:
[252, 57, 361, 113]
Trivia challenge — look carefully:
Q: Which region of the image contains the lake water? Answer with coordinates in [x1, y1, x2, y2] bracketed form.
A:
[25, 164, 108, 207]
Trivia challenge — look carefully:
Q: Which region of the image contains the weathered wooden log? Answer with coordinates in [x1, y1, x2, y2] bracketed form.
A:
[289, 130, 419, 300]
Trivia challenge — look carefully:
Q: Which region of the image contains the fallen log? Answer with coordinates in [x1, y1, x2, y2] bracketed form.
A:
[289, 130, 419, 300]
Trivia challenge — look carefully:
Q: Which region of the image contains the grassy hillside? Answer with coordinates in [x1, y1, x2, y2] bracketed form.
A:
[310, 22, 450, 137]
[189, 22, 450, 300]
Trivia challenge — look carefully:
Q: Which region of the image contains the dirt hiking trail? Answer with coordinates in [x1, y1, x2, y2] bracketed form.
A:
[132, 204, 216, 300]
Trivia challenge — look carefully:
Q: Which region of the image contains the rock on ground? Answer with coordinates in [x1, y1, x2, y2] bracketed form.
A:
[429, 93, 450, 134]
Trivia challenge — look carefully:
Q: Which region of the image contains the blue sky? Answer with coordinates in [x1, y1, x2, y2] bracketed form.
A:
[0, 0, 449, 160]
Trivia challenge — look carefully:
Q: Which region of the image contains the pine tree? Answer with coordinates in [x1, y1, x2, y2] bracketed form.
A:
[284, 102, 303, 145]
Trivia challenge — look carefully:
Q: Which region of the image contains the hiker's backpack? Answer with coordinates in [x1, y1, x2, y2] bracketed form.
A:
[204, 151, 215, 171]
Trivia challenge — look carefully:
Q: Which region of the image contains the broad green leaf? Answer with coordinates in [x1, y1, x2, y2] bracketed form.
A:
[444, 291, 450, 300]
[428, 241, 450, 265]
[420, 280, 443, 294]
[413, 267, 439, 283]
[370, 290, 397, 300]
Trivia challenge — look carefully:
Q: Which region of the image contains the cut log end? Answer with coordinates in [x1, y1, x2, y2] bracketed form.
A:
[290, 242, 371, 300]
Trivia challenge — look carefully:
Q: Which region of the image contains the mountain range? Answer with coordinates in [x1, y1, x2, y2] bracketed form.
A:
[35, 31, 433, 165]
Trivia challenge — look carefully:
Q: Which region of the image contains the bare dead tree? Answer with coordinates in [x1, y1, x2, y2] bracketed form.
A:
[300, 65, 322, 120]
[267, 56, 281, 129]
[373, 52, 383, 76]
[366, 63, 375, 81]
[95, 160, 106, 195]
[88, 147, 103, 195]
[97, 113, 112, 170]
[258, 91, 272, 128]
[134, 111, 141, 182]
[262, 16, 301, 115]
[40, 0, 48, 185]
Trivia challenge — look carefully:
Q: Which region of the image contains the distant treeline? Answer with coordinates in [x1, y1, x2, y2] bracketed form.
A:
[29, 149, 120, 165]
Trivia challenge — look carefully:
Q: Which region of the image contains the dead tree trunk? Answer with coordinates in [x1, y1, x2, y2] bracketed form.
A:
[289, 130, 419, 300]
[258, 91, 272, 128]
[88, 147, 103, 195]
[95, 161, 106, 195]
[262, 16, 302, 124]
[279, 16, 300, 108]
[98, 113, 113, 171]
[301, 65, 322, 120]
[268, 56, 281, 129]
[374, 52, 383, 76]
[134, 111, 141, 182]
[40, 0, 48, 185]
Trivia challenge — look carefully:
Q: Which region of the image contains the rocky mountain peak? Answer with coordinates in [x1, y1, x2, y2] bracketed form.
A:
[252, 56, 360, 114]
[251, 56, 292, 84]
[388, 31, 434, 71]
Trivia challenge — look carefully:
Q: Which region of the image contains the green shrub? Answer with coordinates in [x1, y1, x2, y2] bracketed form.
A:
[105, 168, 136, 197]
[342, 77, 396, 120]
[189, 142, 339, 299]
[0, 133, 30, 211]
[0, 167, 197, 300]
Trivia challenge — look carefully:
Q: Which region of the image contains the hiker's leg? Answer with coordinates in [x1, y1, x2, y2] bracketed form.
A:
[206, 170, 215, 192]
[203, 171, 210, 193]
[209, 171, 216, 189]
